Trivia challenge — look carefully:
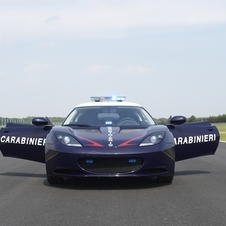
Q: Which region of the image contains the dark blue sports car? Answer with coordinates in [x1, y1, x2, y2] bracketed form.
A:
[0, 96, 220, 185]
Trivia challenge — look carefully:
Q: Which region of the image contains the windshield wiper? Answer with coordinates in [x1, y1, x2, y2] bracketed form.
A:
[63, 124, 92, 127]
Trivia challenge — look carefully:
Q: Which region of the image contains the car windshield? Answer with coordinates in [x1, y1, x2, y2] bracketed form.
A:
[62, 106, 156, 127]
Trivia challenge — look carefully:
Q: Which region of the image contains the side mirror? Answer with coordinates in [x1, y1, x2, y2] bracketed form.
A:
[170, 116, 186, 125]
[32, 117, 49, 126]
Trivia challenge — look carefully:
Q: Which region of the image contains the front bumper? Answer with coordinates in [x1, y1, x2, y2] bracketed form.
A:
[45, 144, 175, 178]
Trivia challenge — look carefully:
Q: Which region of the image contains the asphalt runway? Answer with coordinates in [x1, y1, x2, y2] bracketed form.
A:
[0, 143, 225, 226]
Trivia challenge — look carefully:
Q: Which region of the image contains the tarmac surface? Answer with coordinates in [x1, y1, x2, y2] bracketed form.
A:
[0, 143, 225, 226]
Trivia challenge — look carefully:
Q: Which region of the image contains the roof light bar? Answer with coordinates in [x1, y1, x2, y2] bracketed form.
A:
[91, 96, 126, 102]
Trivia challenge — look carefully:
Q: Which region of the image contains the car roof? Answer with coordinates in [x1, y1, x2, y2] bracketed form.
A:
[76, 101, 142, 108]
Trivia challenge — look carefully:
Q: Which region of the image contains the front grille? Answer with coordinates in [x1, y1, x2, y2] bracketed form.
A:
[78, 157, 143, 174]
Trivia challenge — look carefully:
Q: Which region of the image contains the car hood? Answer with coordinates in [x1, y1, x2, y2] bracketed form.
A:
[71, 126, 150, 148]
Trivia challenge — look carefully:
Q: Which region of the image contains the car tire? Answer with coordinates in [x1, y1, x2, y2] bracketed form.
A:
[156, 175, 174, 183]
[47, 175, 64, 184]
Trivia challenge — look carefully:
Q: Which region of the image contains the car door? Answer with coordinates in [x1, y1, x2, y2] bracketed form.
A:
[0, 123, 53, 163]
[168, 121, 220, 161]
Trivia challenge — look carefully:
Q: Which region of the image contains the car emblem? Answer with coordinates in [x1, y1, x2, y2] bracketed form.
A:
[108, 143, 113, 147]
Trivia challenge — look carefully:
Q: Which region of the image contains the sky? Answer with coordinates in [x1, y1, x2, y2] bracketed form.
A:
[0, 0, 226, 119]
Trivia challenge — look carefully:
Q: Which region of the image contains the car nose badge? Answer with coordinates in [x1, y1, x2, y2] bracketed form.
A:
[108, 127, 114, 147]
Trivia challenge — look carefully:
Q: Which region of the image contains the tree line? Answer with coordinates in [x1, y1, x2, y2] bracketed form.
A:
[0, 116, 64, 126]
[155, 114, 226, 124]
[186, 114, 226, 123]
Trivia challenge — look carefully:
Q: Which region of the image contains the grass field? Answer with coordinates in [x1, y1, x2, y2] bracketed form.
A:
[213, 123, 226, 141]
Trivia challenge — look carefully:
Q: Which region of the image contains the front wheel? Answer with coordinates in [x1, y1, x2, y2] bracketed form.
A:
[47, 175, 64, 185]
[156, 175, 174, 184]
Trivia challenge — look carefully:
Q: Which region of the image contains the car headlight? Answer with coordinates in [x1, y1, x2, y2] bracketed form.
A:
[56, 133, 82, 147]
[139, 132, 165, 146]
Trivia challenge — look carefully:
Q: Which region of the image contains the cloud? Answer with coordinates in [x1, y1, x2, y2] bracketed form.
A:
[24, 63, 51, 73]
[23, 63, 52, 84]
[86, 64, 112, 74]
[124, 65, 154, 75]
[45, 15, 62, 23]
[37, 41, 55, 49]
[23, 74, 41, 84]
[0, 0, 226, 41]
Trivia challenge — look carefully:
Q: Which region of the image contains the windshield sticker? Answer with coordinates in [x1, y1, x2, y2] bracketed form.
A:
[0, 136, 46, 146]
[174, 134, 216, 145]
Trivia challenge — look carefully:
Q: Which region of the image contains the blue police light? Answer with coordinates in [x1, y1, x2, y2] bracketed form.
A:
[112, 96, 126, 101]
[128, 159, 137, 164]
[91, 96, 126, 102]
[85, 159, 94, 164]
